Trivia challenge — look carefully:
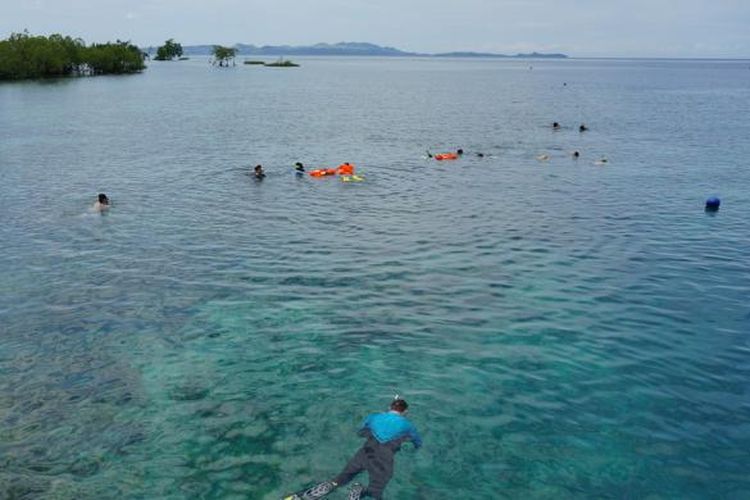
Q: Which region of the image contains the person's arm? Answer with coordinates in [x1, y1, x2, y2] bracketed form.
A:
[408, 423, 423, 449]
[357, 414, 372, 437]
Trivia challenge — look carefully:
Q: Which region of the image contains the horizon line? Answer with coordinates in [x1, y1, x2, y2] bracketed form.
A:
[158, 42, 749, 60]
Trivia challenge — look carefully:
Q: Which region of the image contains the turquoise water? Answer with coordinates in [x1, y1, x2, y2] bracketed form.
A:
[1, 57, 750, 499]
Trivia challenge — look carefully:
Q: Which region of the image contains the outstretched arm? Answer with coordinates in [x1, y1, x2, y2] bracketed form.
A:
[357, 415, 372, 437]
[409, 424, 423, 449]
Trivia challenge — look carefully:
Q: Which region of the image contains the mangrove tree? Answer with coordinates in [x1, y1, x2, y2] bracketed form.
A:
[0, 32, 145, 80]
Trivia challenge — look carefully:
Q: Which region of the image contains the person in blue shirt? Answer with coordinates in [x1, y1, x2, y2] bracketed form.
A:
[285, 398, 422, 500]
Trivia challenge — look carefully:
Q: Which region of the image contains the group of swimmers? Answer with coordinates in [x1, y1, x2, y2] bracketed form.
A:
[247, 122, 602, 182]
[250, 161, 362, 181]
[545, 121, 608, 164]
[252, 162, 302, 180]
[426, 148, 485, 159]
[93, 121, 601, 208]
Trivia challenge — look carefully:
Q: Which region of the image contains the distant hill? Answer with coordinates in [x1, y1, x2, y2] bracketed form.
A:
[154, 42, 567, 58]
[236, 42, 414, 56]
[434, 51, 568, 59]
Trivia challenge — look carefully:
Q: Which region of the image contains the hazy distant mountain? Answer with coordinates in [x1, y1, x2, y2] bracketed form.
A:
[164, 42, 567, 58]
[434, 51, 568, 59]
[236, 42, 415, 56]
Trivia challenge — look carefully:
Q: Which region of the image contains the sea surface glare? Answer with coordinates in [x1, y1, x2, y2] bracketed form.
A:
[1, 57, 750, 499]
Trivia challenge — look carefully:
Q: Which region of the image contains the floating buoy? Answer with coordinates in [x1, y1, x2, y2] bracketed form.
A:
[705, 197, 721, 211]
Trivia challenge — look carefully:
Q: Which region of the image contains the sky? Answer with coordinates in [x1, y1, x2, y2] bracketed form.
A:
[2, 0, 750, 58]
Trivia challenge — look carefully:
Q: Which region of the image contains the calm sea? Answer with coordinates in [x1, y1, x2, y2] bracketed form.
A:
[1, 56, 750, 499]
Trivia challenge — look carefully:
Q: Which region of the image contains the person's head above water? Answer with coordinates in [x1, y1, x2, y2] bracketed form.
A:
[457, 149, 464, 155]
[295, 162, 304, 171]
[390, 398, 409, 414]
[553, 122, 560, 128]
[98, 193, 109, 205]
[255, 165, 263, 172]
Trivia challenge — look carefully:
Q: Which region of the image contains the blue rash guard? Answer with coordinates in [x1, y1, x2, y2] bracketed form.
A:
[360, 411, 422, 449]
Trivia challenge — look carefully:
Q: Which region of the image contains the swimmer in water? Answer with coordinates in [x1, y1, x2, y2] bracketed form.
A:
[284, 398, 422, 500]
[572, 151, 580, 159]
[457, 148, 464, 156]
[552, 122, 561, 130]
[476, 152, 485, 158]
[254, 164, 266, 179]
[579, 124, 588, 132]
[594, 157, 609, 165]
[295, 162, 305, 175]
[93, 193, 110, 212]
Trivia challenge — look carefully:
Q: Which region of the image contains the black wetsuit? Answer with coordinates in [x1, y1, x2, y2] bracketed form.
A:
[333, 430, 412, 499]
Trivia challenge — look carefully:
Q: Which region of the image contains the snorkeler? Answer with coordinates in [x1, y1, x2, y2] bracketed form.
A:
[295, 162, 305, 175]
[254, 164, 266, 180]
[284, 398, 422, 500]
[93, 193, 110, 211]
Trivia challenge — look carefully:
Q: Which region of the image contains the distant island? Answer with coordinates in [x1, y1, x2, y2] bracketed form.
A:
[243, 58, 300, 67]
[153, 41, 567, 59]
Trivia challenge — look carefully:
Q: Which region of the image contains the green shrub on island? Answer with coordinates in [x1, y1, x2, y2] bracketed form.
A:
[84, 42, 146, 75]
[154, 39, 183, 61]
[0, 32, 145, 80]
[264, 58, 299, 67]
[242, 58, 300, 68]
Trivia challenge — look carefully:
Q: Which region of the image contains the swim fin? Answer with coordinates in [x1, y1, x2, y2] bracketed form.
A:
[347, 483, 364, 500]
[283, 481, 336, 500]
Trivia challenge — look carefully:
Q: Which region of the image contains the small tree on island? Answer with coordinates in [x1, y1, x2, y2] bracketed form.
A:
[212, 45, 236, 67]
[154, 39, 182, 61]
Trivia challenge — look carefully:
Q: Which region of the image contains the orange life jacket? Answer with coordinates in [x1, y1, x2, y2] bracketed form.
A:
[337, 163, 355, 175]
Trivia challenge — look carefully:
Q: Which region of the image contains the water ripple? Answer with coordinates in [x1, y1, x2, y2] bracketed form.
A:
[2, 57, 750, 499]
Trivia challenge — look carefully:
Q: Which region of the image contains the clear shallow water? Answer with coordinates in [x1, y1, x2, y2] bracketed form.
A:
[1, 56, 750, 499]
